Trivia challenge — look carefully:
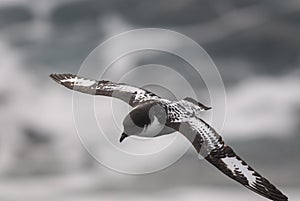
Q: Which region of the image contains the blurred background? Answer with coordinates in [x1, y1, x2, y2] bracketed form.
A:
[0, 0, 300, 200]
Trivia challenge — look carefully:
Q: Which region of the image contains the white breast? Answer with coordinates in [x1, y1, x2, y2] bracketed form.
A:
[140, 116, 164, 137]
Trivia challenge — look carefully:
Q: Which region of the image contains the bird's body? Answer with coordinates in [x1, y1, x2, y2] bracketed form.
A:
[50, 73, 288, 201]
[122, 98, 211, 140]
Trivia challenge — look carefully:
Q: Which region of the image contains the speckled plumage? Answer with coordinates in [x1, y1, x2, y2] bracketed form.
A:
[50, 73, 288, 201]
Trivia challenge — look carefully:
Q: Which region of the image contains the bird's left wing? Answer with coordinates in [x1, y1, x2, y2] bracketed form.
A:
[166, 117, 288, 201]
[50, 73, 161, 107]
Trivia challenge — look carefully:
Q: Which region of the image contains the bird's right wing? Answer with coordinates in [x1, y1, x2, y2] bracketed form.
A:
[50, 73, 162, 107]
[166, 117, 288, 201]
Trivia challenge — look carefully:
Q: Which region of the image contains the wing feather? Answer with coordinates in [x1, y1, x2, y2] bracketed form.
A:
[50, 73, 161, 107]
[166, 117, 288, 201]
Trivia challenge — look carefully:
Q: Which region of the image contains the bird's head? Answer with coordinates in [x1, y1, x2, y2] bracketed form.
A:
[119, 106, 151, 143]
[119, 102, 167, 143]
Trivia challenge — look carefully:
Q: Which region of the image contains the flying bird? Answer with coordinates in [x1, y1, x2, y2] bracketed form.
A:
[50, 73, 288, 201]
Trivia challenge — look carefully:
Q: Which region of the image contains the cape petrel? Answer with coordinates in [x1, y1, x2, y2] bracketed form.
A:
[50, 73, 288, 201]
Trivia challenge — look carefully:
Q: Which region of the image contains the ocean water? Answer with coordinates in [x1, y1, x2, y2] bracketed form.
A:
[0, 0, 300, 200]
[1, 174, 299, 201]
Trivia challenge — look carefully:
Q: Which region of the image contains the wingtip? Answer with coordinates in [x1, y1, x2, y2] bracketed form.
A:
[49, 73, 62, 84]
[50, 73, 75, 82]
[49, 73, 58, 81]
[49, 73, 58, 78]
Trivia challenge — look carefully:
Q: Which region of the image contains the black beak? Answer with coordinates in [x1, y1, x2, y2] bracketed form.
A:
[119, 133, 128, 143]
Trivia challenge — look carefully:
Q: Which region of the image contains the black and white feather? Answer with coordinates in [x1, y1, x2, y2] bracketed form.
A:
[50, 73, 288, 201]
[167, 116, 287, 201]
[50, 74, 164, 107]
